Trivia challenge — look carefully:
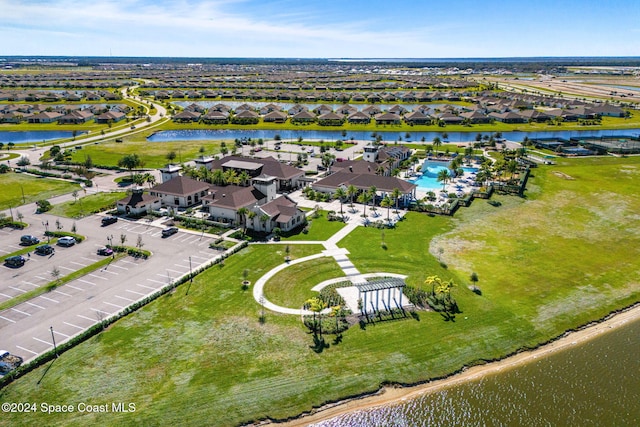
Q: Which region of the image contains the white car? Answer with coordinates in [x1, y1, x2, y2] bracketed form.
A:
[57, 236, 76, 247]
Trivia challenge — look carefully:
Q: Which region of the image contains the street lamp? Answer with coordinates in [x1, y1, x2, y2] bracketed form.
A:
[107, 234, 114, 247]
[42, 221, 50, 243]
[50, 326, 58, 358]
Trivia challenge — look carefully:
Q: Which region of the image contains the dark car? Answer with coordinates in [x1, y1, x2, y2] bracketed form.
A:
[20, 235, 40, 246]
[4, 255, 26, 267]
[161, 227, 178, 237]
[101, 216, 118, 226]
[34, 244, 55, 255]
[57, 236, 76, 247]
[97, 247, 114, 256]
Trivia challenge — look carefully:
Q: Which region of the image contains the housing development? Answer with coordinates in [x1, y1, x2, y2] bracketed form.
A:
[1, 57, 639, 426]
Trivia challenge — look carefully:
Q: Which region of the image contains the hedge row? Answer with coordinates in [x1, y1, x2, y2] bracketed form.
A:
[44, 231, 85, 242]
[0, 240, 248, 390]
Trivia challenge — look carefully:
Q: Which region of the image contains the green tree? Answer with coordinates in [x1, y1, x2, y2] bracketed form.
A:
[432, 136, 442, 154]
[380, 196, 392, 222]
[391, 187, 402, 212]
[305, 297, 327, 339]
[334, 187, 347, 217]
[437, 169, 450, 191]
[357, 191, 372, 217]
[237, 207, 249, 234]
[346, 184, 357, 208]
[118, 154, 143, 177]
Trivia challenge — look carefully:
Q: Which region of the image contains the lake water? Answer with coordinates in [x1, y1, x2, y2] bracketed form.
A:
[313, 315, 640, 426]
[0, 130, 85, 144]
[147, 128, 640, 143]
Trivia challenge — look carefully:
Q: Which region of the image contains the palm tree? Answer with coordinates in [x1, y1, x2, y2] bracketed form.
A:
[380, 196, 392, 222]
[368, 186, 377, 213]
[259, 214, 270, 232]
[433, 136, 442, 154]
[238, 170, 251, 186]
[237, 207, 249, 233]
[346, 185, 357, 210]
[437, 169, 450, 192]
[334, 187, 347, 217]
[246, 210, 257, 231]
[211, 169, 226, 185]
[357, 191, 372, 217]
[305, 297, 327, 338]
[391, 188, 402, 213]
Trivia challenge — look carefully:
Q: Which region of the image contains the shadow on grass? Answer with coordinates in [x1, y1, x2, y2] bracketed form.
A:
[37, 358, 57, 385]
[310, 334, 330, 353]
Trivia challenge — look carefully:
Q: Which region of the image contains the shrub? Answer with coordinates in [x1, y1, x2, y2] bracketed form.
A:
[36, 200, 52, 213]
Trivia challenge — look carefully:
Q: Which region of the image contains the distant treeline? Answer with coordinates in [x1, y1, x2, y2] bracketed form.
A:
[3, 56, 640, 72]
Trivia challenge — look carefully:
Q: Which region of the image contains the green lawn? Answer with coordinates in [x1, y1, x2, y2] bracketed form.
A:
[281, 211, 347, 241]
[1, 157, 640, 427]
[0, 173, 80, 211]
[263, 256, 346, 307]
[69, 139, 223, 168]
[48, 192, 127, 218]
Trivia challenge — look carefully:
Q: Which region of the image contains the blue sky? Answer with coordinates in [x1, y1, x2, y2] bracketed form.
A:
[1, 0, 639, 58]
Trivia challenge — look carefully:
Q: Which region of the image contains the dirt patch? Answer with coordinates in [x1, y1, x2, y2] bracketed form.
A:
[552, 171, 575, 180]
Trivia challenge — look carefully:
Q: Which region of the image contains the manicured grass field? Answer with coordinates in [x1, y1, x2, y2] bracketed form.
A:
[48, 191, 127, 218]
[263, 256, 346, 308]
[281, 211, 346, 241]
[69, 139, 223, 168]
[2, 157, 639, 427]
[0, 173, 80, 211]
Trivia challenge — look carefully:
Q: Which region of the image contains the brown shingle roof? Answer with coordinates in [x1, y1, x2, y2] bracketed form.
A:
[151, 176, 210, 196]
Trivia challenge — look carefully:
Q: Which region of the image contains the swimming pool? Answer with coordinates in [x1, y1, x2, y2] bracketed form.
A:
[407, 160, 450, 192]
[407, 161, 478, 193]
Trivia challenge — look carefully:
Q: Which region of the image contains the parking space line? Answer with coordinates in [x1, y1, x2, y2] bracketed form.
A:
[110, 264, 128, 270]
[53, 290, 72, 297]
[0, 292, 12, 299]
[174, 264, 189, 269]
[16, 345, 38, 356]
[136, 283, 155, 290]
[103, 301, 123, 309]
[77, 314, 95, 321]
[88, 274, 108, 280]
[25, 301, 45, 310]
[120, 260, 137, 265]
[126, 289, 145, 296]
[147, 278, 165, 284]
[166, 268, 183, 274]
[0, 315, 16, 323]
[8, 286, 27, 294]
[90, 308, 111, 316]
[78, 279, 96, 286]
[70, 261, 89, 267]
[101, 269, 119, 276]
[67, 284, 84, 291]
[81, 257, 99, 262]
[33, 337, 51, 345]
[53, 330, 70, 338]
[22, 281, 39, 288]
[35, 276, 48, 281]
[114, 295, 134, 302]
[64, 321, 84, 330]
[38, 295, 59, 303]
[156, 273, 169, 278]
[11, 308, 31, 316]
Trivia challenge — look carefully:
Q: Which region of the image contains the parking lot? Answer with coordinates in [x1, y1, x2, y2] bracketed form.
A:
[0, 214, 227, 363]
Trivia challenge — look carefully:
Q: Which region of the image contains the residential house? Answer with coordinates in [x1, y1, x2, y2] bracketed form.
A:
[116, 188, 162, 216]
[149, 176, 210, 208]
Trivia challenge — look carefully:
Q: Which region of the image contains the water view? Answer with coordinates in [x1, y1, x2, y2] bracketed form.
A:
[313, 315, 640, 427]
[147, 128, 640, 143]
[0, 130, 85, 144]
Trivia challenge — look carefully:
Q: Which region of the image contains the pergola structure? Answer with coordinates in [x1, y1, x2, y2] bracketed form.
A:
[356, 278, 406, 315]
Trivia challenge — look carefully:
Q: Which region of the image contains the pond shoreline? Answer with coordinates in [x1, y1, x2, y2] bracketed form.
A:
[256, 302, 640, 426]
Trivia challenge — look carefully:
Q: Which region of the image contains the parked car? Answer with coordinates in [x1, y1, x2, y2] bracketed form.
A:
[4, 255, 26, 267]
[20, 235, 40, 245]
[57, 236, 76, 247]
[97, 247, 114, 256]
[101, 216, 118, 226]
[161, 227, 178, 237]
[34, 244, 55, 255]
